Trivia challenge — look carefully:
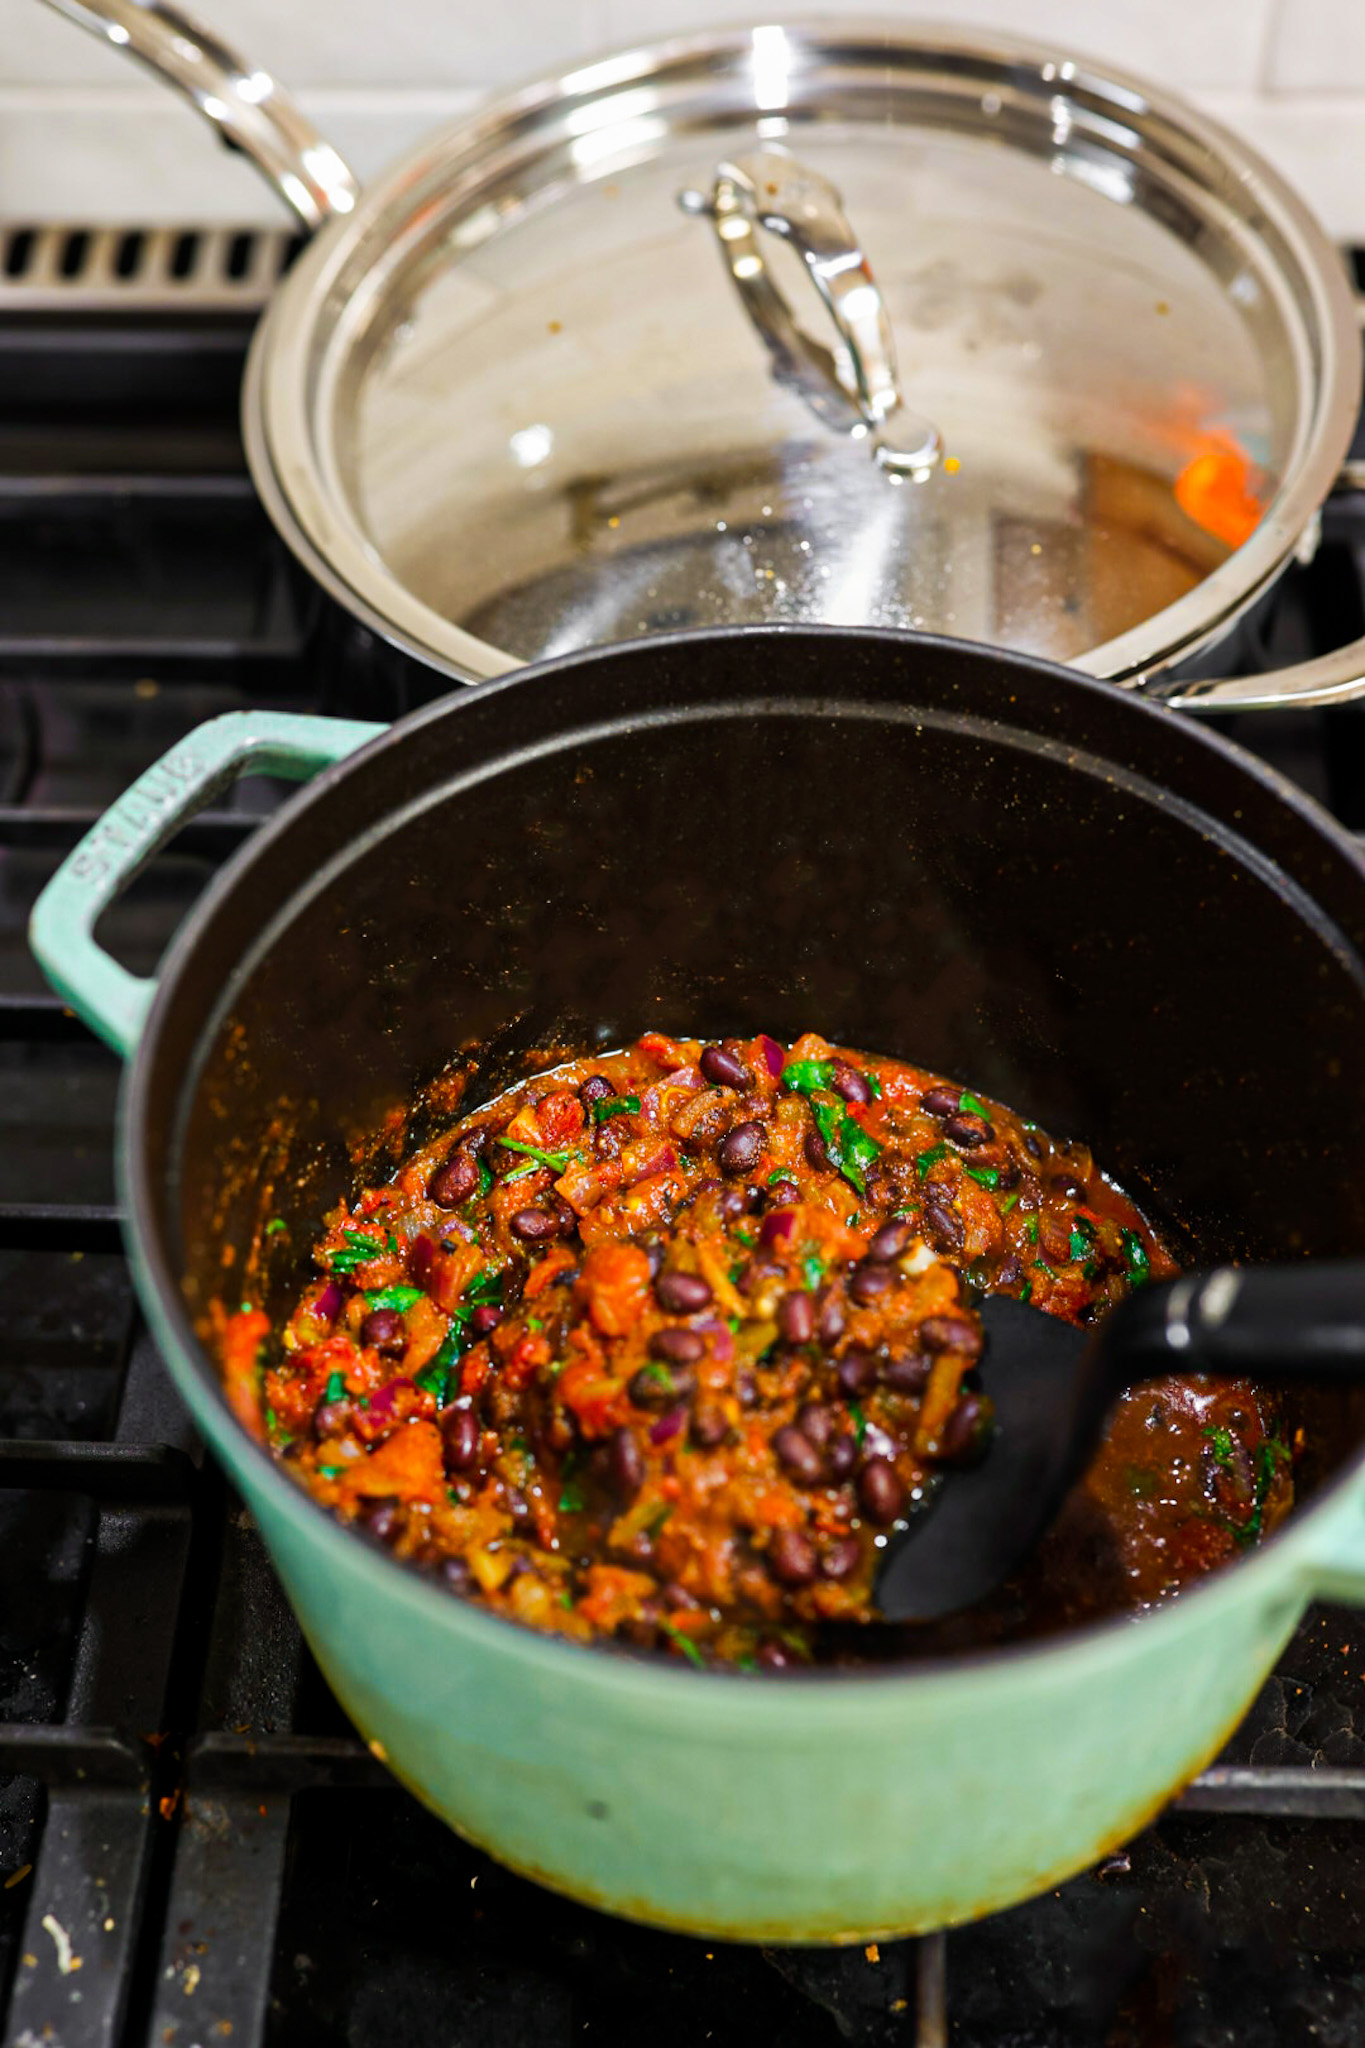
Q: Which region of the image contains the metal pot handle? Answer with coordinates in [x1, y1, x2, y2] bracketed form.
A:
[29, 711, 382, 1059]
[1160, 637, 1365, 714]
[37, 0, 359, 230]
[679, 150, 941, 474]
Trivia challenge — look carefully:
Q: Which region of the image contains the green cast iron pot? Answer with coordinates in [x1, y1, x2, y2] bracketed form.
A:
[28, 627, 1365, 1941]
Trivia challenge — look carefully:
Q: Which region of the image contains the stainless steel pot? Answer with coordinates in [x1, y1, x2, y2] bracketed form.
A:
[43, 2, 1365, 713]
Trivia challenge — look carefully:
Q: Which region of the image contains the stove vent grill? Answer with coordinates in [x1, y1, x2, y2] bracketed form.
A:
[0, 222, 304, 310]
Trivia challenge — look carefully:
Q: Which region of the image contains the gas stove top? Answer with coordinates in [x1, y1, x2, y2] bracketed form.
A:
[3, 224, 1365, 2048]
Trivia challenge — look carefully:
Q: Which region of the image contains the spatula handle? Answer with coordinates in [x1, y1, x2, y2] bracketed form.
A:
[1109, 1263, 1365, 1385]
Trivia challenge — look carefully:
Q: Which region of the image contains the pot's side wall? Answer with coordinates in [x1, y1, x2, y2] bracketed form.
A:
[221, 1408, 1311, 1942]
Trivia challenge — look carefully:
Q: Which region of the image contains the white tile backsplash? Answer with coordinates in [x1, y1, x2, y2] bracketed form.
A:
[4, 0, 1365, 241]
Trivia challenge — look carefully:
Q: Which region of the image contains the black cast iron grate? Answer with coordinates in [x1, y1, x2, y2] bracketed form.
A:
[4, 244, 1365, 2048]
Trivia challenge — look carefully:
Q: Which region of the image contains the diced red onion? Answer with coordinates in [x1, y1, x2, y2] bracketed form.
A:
[443, 1218, 477, 1244]
[314, 1278, 342, 1325]
[649, 1407, 687, 1446]
[668, 1064, 704, 1091]
[625, 1143, 676, 1186]
[693, 1317, 735, 1363]
[759, 1207, 797, 1248]
[367, 1377, 416, 1426]
[407, 1233, 438, 1287]
[759, 1035, 785, 1078]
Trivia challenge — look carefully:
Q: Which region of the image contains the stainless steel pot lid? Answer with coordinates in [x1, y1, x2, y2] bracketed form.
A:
[242, 22, 1357, 685]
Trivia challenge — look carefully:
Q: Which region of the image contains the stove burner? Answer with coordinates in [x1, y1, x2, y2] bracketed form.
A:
[2, 236, 1365, 2048]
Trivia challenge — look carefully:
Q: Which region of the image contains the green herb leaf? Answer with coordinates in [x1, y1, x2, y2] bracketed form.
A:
[812, 1098, 881, 1196]
[318, 1464, 346, 1479]
[781, 1058, 835, 1096]
[801, 1252, 826, 1289]
[725, 1314, 742, 1334]
[502, 1160, 542, 1184]
[849, 1400, 868, 1447]
[1121, 1229, 1151, 1288]
[1000, 1192, 1020, 1215]
[644, 1502, 673, 1535]
[558, 1480, 586, 1513]
[965, 1166, 1000, 1189]
[1204, 1423, 1236, 1470]
[639, 1362, 675, 1392]
[498, 1137, 572, 1172]
[265, 1217, 288, 1237]
[958, 1091, 989, 1118]
[324, 1370, 346, 1405]
[328, 1228, 385, 1273]
[592, 1094, 640, 1123]
[767, 1171, 793, 1185]
[467, 1268, 504, 1305]
[264, 1404, 277, 1432]
[1024, 1215, 1039, 1243]
[1019, 1279, 1033, 1305]
[866, 1071, 883, 1099]
[737, 1653, 758, 1673]
[658, 1618, 706, 1668]
[1069, 1216, 1097, 1262]
[916, 1142, 948, 1177]
[475, 1157, 494, 1196]
[414, 1361, 452, 1405]
[364, 1284, 423, 1312]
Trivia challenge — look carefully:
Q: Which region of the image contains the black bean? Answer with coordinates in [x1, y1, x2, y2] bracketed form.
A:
[505, 1488, 535, 1532]
[360, 1308, 407, 1356]
[827, 1435, 858, 1481]
[656, 1269, 713, 1314]
[1050, 1169, 1087, 1200]
[858, 1458, 905, 1525]
[442, 1404, 480, 1472]
[797, 1401, 834, 1447]
[882, 1350, 930, 1394]
[821, 1534, 861, 1580]
[923, 1196, 965, 1255]
[1023, 1131, 1044, 1160]
[836, 1347, 877, 1396]
[849, 1260, 894, 1307]
[867, 1218, 913, 1263]
[995, 1253, 1023, 1288]
[314, 1398, 353, 1439]
[919, 1314, 983, 1359]
[920, 1086, 961, 1117]
[361, 1496, 403, 1545]
[777, 1290, 816, 1345]
[700, 1045, 751, 1089]
[509, 1206, 562, 1242]
[818, 1292, 847, 1346]
[442, 1555, 473, 1594]
[430, 1150, 479, 1207]
[939, 1393, 992, 1465]
[736, 1370, 759, 1408]
[804, 1127, 831, 1171]
[580, 1074, 614, 1107]
[471, 1303, 504, 1335]
[766, 1178, 801, 1207]
[643, 1239, 665, 1278]
[719, 1121, 764, 1175]
[648, 1327, 705, 1366]
[768, 1527, 818, 1586]
[632, 1362, 697, 1407]
[945, 1112, 995, 1148]
[773, 1424, 824, 1485]
[691, 1404, 729, 1448]
[716, 1185, 753, 1221]
[605, 1426, 643, 1500]
[829, 1059, 872, 1105]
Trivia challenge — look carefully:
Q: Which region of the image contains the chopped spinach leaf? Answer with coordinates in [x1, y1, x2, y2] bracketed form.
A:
[916, 1143, 948, 1177]
[364, 1284, 423, 1312]
[965, 1165, 1000, 1189]
[323, 1370, 346, 1405]
[958, 1090, 989, 1118]
[1120, 1229, 1151, 1287]
[498, 1137, 572, 1172]
[780, 1058, 835, 1096]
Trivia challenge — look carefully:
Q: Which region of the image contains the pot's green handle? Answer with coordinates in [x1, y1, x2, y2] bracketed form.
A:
[29, 710, 384, 1058]
[1300, 1500, 1365, 1606]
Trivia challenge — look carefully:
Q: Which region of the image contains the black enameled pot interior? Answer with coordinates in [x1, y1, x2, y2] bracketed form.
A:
[132, 629, 1365, 1583]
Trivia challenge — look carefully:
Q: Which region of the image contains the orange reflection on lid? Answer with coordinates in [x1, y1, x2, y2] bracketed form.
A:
[1174, 433, 1264, 551]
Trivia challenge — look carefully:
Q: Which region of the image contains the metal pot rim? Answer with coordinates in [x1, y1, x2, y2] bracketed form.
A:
[117, 623, 1365, 1694]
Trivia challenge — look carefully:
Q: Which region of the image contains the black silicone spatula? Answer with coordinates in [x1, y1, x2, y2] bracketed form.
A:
[874, 1264, 1365, 1624]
